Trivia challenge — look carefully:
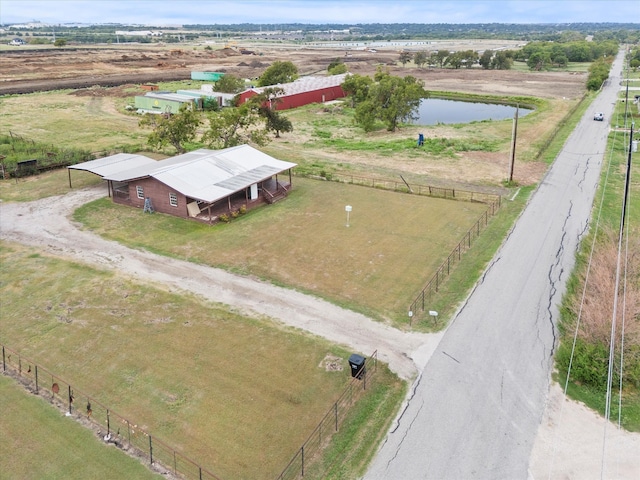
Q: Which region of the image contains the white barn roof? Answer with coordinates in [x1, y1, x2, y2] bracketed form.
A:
[68, 153, 157, 177]
[103, 145, 297, 203]
[248, 73, 349, 97]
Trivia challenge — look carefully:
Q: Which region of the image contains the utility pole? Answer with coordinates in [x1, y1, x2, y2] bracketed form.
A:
[509, 104, 519, 183]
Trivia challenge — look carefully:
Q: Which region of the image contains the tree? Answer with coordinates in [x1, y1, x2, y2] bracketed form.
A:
[260, 107, 293, 138]
[250, 87, 294, 139]
[527, 51, 551, 71]
[258, 61, 298, 87]
[460, 50, 478, 68]
[328, 58, 348, 75]
[431, 50, 450, 68]
[53, 38, 67, 47]
[354, 70, 428, 132]
[491, 51, 513, 70]
[445, 51, 463, 69]
[202, 104, 267, 148]
[341, 73, 373, 107]
[214, 74, 245, 94]
[139, 103, 202, 154]
[399, 51, 413, 67]
[414, 51, 428, 69]
[479, 50, 493, 69]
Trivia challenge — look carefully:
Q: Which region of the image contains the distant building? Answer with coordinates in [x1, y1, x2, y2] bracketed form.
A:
[8, 38, 26, 46]
[237, 73, 349, 110]
[134, 92, 202, 115]
[115, 30, 162, 36]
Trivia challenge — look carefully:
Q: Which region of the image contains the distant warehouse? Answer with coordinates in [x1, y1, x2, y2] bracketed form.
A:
[237, 73, 349, 110]
[134, 92, 203, 114]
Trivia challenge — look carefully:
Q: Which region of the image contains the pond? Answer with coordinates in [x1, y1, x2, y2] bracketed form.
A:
[412, 98, 533, 125]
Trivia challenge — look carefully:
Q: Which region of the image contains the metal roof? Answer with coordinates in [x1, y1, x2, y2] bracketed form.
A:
[247, 73, 349, 97]
[67, 153, 157, 177]
[103, 145, 297, 203]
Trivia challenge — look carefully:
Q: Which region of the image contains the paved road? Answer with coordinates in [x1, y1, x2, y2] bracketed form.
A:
[363, 52, 625, 479]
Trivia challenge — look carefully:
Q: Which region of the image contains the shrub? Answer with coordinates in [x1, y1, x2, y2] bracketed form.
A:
[218, 213, 230, 223]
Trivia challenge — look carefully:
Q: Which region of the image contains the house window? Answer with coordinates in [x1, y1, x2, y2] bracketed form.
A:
[136, 186, 144, 199]
[169, 193, 178, 207]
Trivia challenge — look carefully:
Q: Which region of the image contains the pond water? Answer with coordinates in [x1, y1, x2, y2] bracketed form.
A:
[413, 98, 533, 125]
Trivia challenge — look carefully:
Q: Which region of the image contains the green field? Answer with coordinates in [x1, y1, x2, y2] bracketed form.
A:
[73, 177, 489, 324]
[0, 374, 163, 480]
[1, 242, 407, 479]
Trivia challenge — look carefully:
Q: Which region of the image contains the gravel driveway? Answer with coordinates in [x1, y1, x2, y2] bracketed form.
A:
[0, 184, 441, 381]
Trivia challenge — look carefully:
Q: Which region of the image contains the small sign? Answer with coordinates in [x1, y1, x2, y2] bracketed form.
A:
[429, 310, 438, 317]
[345, 205, 352, 212]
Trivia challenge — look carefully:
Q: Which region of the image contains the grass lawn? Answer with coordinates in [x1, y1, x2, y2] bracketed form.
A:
[0, 242, 381, 480]
[0, 374, 163, 480]
[73, 177, 489, 325]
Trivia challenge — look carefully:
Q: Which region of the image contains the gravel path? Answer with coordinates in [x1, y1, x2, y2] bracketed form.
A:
[0, 184, 441, 381]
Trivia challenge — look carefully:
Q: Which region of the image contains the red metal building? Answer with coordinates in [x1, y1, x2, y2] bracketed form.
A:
[237, 73, 349, 110]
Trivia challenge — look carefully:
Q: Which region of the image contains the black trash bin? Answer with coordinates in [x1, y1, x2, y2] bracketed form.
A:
[348, 354, 366, 379]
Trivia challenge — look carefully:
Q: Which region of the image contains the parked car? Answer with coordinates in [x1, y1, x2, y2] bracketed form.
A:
[594, 112, 604, 121]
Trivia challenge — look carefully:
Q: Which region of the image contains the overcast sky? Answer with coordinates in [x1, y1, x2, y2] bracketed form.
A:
[1, 0, 638, 26]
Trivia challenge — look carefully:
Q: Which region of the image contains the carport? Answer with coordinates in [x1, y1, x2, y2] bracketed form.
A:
[67, 153, 157, 192]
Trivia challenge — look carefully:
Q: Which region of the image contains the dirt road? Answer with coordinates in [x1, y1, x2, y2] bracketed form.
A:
[0, 185, 440, 380]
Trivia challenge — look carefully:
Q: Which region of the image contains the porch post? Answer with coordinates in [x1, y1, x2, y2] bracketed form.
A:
[68, 168, 72, 189]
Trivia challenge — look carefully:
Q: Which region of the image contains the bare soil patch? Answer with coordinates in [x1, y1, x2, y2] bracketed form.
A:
[0, 44, 585, 100]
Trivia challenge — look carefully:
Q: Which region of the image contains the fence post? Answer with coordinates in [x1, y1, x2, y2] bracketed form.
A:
[35, 365, 39, 394]
[127, 420, 131, 445]
[68, 385, 73, 414]
[107, 410, 110, 435]
[149, 435, 153, 465]
[2, 346, 4, 372]
[334, 402, 338, 432]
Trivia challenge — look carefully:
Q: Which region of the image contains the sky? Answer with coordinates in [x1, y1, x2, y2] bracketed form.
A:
[1, 0, 638, 26]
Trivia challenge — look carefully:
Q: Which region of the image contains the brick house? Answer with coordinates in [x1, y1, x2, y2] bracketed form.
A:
[69, 145, 297, 223]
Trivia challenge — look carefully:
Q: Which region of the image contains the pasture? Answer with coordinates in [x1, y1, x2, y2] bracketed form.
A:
[73, 176, 490, 324]
[0, 374, 162, 479]
[0, 241, 404, 479]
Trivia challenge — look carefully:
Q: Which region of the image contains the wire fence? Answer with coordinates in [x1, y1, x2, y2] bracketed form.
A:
[276, 351, 378, 480]
[408, 196, 502, 323]
[1, 345, 222, 480]
[317, 171, 500, 204]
